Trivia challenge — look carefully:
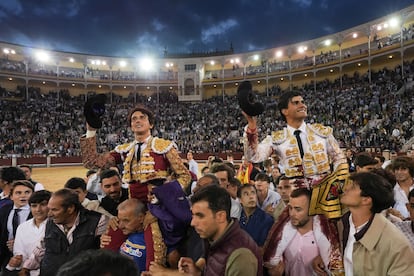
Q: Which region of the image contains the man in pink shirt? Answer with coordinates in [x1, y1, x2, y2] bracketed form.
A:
[264, 188, 341, 275]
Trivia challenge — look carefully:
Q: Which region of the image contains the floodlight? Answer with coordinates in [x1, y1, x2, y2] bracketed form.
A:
[35, 50, 50, 62]
[139, 57, 155, 71]
[389, 18, 399, 28]
[276, 50, 283, 58]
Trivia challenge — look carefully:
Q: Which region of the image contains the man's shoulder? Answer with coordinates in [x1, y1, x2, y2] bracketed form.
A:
[114, 141, 135, 153]
[80, 207, 102, 220]
[84, 199, 100, 209]
[268, 189, 281, 199]
[17, 217, 36, 229]
[151, 137, 176, 154]
[226, 247, 259, 275]
[271, 128, 288, 145]
[307, 123, 333, 138]
[0, 202, 13, 217]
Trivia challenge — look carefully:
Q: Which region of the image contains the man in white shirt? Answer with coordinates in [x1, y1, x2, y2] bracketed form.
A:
[254, 173, 281, 216]
[186, 151, 198, 177]
[0, 167, 27, 209]
[0, 180, 34, 269]
[395, 189, 414, 248]
[338, 172, 414, 276]
[5, 190, 51, 275]
[392, 156, 414, 219]
[210, 163, 242, 219]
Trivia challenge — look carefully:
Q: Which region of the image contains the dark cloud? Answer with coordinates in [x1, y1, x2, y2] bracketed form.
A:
[1, 0, 413, 57]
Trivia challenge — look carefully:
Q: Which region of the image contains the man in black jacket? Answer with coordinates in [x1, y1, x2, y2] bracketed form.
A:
[99, 169, 129, 216]
[0, 180, 34, 269]
[20, 189, 108, 276]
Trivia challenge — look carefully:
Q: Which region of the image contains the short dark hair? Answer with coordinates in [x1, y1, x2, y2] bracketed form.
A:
[228, 177, 241, 188]
[127, 105, 155, 127]
[201, 166, 210, 174]
[277, 90, 303, 121]
[19, 164, 32, 172]
[254, 172, 270, 183]
[0, 167, 26, 184]
[198, 174, 220, 187]
[223, 161, 235, 172]
[29, 190, 52, 204]
[191, 185, 231, 223]
[354, 152, 378, 168]
[10, 180, 35, 195]
[100, 169, 120, 182]
[237, 183, 256, 198]
[370, 168, 396, 188]
[86, 170, 97, 178]
[56, 249, 139, 276]
[392, 156, 414, 177]
[263, 159, 272, 168]
[65, 177, 87, 191]
[290, 188, 311, 202]
[349, 172, 395, 213]
[210, 163, 235, 180]
[53, 189, 83, 212]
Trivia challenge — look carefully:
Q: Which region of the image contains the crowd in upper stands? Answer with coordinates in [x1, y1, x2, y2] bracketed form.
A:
[1, 61, 414, 157]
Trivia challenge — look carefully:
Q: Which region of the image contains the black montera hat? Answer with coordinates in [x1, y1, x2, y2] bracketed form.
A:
[237, 81, 265, 116]
[84, 94, 107, 129]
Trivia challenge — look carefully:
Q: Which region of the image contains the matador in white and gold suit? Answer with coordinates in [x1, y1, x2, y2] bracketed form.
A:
[242, 90, 348, 275]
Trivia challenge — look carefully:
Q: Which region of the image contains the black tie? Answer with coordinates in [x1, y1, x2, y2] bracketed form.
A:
[12, 208, 21, 238]
[135, 142, 143, 162]
[294, 130, 304, 158]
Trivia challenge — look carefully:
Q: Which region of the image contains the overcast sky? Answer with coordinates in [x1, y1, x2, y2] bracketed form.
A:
[1, 0, 414, 57]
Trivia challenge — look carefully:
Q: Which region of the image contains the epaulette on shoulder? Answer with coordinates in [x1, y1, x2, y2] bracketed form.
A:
[151, 137, 176, 154]
[271, 129, 287, 145]
[114, 142, 134, 153]
[308, 123, 332, 138]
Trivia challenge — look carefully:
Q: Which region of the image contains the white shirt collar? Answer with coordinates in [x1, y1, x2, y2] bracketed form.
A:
[13, 204, 30, 210]
[287, 122, 307, 134]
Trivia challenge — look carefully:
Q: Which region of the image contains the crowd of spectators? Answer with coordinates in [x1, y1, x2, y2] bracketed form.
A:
[1, 61, 414, 157]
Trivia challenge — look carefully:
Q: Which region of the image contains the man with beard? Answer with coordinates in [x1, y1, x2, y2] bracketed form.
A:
[99, 169, 129, 217]
[179, 185, 262, 276]
[265, 188, 334, 276]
